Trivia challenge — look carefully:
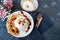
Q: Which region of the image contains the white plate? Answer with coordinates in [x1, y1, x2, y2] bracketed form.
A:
[7, 11, 34, 38]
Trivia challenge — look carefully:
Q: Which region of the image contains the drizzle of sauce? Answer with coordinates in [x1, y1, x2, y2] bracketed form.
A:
[20, 11, 31, 32]
[26, 27, 30, 32]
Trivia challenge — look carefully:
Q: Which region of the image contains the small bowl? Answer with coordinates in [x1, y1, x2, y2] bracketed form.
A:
[20, 0, 38, 12]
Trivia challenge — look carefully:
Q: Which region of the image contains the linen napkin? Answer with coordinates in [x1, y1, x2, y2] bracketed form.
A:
[31, 11, 53, 33]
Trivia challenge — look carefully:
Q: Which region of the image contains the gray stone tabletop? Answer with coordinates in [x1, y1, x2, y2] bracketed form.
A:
[0, 0, 60, 40]
[38, 0, 60, 40]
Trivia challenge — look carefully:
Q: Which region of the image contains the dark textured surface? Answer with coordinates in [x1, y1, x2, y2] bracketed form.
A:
[0, 0, 60, 40]
[38, 0, 60, 40]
